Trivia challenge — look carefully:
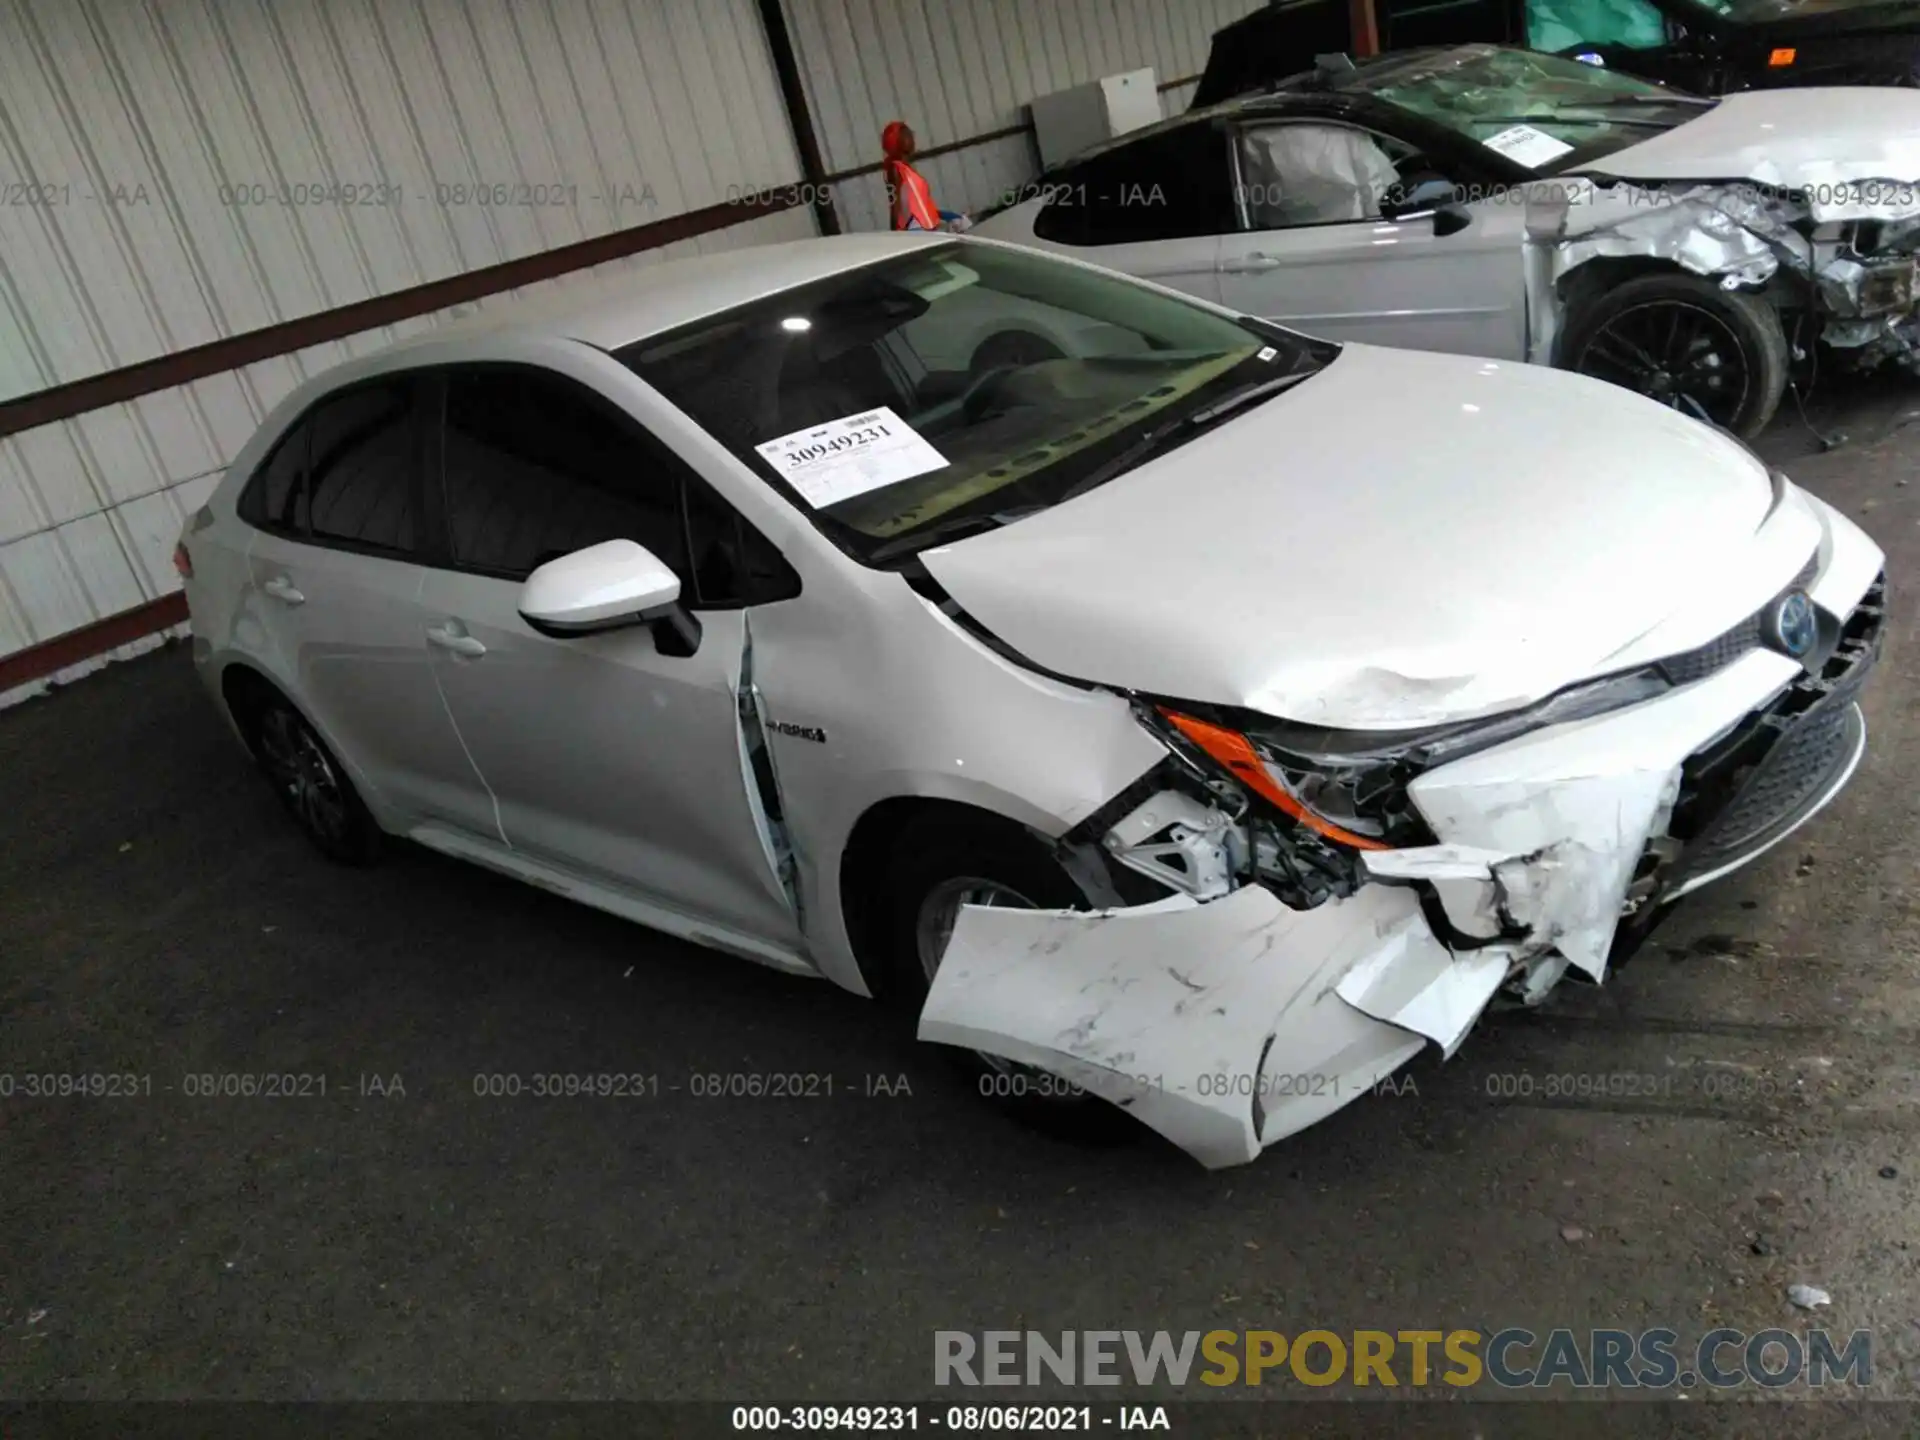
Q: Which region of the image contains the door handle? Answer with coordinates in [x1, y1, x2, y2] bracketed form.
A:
[1221, 253, 1281, 274]
[426, 623, 487, 658]
[262, 575, 305, 606]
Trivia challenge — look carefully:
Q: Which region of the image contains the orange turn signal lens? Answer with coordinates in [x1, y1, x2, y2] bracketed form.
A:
[1768, 47, 1796, 66]
[1159, 708, 1392, 852]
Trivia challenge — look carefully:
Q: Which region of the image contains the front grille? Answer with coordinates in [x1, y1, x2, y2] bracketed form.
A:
[1686, 704, 1860, 866]
[1658, 552, 1820, 686]
[1664, 570, 1885, 882]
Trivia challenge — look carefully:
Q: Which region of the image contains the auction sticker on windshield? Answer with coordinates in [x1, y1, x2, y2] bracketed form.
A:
[1481, 124, 1574, 169]
[755, 407, 951, 508]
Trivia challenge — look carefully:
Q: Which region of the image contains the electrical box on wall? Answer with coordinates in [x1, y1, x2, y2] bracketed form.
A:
[1028, 69, 1163, 170]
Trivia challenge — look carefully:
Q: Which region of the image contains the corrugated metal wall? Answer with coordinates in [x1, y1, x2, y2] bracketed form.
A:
[781, 0, 1264, 231]
[0, 0, 812, 697]
[0, 0, 1270, 701]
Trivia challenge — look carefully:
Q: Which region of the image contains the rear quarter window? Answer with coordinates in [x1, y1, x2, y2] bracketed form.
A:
[238, 422, 310, 533]
[236, 376, 421, 555]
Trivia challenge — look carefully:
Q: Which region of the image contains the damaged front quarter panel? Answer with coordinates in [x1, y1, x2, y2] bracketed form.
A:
[919, 634, 1828, 1169]
[1528, 178, 1920, 370]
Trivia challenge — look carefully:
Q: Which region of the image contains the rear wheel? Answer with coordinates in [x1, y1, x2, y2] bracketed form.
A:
[882, 814, 1136, 1145]
[236, 686, 382, 865]
[1560, 272, 1788, 439]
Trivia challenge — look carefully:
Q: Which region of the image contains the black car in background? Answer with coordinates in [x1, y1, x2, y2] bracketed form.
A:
[1192, 0, 1920, 104]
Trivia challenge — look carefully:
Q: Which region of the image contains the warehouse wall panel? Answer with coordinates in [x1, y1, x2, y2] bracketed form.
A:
[0, 200, 814, 704]
[0, 0, 1269, 697]
[0, 0, 805, 404]
[0, 0, 813, 692]
[782, 0, 1264, 223]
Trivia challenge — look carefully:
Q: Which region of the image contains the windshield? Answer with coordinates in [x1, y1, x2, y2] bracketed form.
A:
[1345, 46, 1710, 172]
[619, 243, 1332, 566]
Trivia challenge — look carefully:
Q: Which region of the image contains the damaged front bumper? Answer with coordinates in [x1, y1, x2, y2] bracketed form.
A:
[921, 531, 1886, 1170]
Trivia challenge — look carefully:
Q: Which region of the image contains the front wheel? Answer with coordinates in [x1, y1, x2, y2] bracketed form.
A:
[1559, 272, 1788, 439]
[882, 814, 1137, 1145]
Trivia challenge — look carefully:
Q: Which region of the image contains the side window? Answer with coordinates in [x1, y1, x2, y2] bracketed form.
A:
[1032, 126, 1236, 246]
[304, 381, 418, 553]
[439, 367, 689, 582]
[238, 422, 310, 533]
[684, 478, 802, 608]
[1234, 124, 1420, 229]
[1527, 0, 1668, 51]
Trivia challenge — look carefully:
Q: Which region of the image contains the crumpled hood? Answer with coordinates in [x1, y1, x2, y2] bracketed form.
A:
[1582, 88, 1920, 220]
[919, 344, 1776, 730]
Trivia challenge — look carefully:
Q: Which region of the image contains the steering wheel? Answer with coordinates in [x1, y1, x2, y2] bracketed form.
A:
[1388, 172, 1457, 212]
[958, 364, 1024, 424]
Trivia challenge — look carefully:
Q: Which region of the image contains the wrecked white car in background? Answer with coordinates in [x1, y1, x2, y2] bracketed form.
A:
[179, 233, 1885, 1171]
[974, 44, 1920, 438]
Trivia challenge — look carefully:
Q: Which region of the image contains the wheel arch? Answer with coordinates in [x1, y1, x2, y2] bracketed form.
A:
[837, 795, 1065, 1000]
[1551, 256, 1693, 364]
[215, 658, 393, 822]
[219, 659, 291, 753]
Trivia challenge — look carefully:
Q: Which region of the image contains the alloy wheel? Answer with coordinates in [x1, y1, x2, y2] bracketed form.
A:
[1572, 300, 1751, 429]
[915, 876, 1039, 1079]
[256, 707, 351, 845]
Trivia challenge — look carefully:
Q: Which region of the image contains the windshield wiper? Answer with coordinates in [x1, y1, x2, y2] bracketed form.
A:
[867, 505, 1042, 564]
[870, 369, 1317, 564]
[1570, 94, 1717, 109]
[1476, 115, 1679, 136]
[1184, 371, 1318, 428]
[1056, 370, 1318, 506]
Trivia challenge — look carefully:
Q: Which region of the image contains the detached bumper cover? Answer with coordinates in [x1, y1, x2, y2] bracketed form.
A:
[921, 886, 1446, 1169]
[922, 509, 1885, 1169]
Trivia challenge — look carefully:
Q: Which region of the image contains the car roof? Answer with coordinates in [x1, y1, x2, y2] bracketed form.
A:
[402, 230, 950, 354]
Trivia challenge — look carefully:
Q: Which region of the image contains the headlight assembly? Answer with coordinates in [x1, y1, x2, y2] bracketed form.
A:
[1155, 710, 1400, 851]
[1149, 666, 1673, 852]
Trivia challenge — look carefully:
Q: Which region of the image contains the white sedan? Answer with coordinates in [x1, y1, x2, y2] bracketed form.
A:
[178, 232, 1885, 1168]
[976, 44, 1920, 439]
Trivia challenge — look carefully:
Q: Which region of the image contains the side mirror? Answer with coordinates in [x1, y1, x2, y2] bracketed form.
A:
[518, 539, 702, 656]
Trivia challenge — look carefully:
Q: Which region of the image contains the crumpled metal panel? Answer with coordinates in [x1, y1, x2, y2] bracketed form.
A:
[1550, 185, 1811, 288]
[920, 625, 1868, 1167]
[920, 885, 1439, 1169]
[1800, 181, 1920, 226]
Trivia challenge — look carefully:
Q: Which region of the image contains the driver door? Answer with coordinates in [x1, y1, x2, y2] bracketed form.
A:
[1214, 120, 1529, 359]
[413, 362, 802, 949]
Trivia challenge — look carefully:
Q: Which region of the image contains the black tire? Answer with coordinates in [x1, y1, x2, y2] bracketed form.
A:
[1559, 271, 1788, 439]
[235, 685, 382, 865]
[881, 812, 1137, 1146]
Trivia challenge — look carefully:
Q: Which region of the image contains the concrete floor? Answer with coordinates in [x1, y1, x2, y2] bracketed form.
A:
[4, 376, 1920, 1428]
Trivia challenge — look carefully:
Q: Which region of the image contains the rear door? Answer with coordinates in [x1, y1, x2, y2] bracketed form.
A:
[1020, 122, 1239, 305]
[412, 362, 803, 946]
[239, 376, 489, 831]
[1214, 119, 1529, 358]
